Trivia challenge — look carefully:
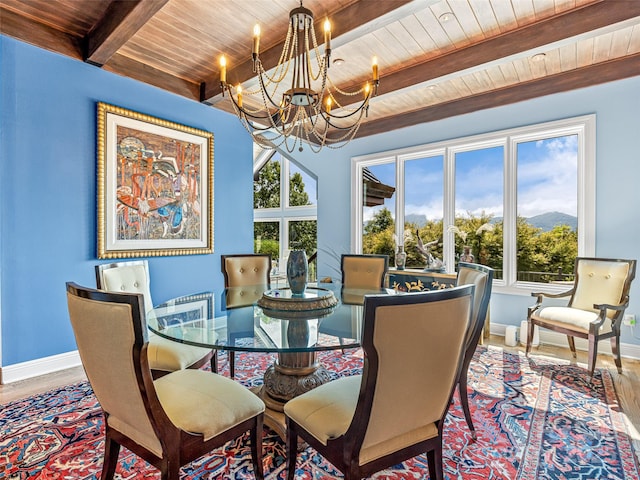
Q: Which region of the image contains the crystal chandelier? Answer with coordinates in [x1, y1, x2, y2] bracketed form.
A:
[219, 1, 379, 153]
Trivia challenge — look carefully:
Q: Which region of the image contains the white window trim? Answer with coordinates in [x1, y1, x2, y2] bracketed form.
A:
[351, 115, 596, 295]
[254, 153, 318, 267]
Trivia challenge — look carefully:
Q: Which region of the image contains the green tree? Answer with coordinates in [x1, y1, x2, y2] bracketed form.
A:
[364, 207, 394, 235]
[289, 171, 310, 206]
[253, 159, 280, 209]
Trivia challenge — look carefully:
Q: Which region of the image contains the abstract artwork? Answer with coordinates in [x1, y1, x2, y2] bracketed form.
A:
[97, 102, 213, 258]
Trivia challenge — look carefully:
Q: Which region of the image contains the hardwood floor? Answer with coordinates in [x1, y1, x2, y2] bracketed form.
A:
[2, 336, 639, 454]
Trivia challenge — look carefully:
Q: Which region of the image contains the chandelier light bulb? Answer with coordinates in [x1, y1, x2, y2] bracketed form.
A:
[324, 18, 331, 51]
[219, 55, 226, 84]
[372, 56, 378, 82]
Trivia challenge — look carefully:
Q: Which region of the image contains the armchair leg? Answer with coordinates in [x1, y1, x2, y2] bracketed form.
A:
[567, 335, 577, 358]
[525, 320, 534, 356]
[611, 336, 623, 374]
[587, 335, 599, 380]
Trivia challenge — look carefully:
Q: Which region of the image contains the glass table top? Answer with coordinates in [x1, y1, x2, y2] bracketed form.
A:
[146, 283, 396, 353]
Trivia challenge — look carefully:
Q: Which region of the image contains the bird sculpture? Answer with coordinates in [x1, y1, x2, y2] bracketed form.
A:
[416, 229, 443, 270]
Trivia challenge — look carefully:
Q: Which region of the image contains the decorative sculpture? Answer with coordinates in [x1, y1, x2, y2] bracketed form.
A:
[416, 229, 444, 271]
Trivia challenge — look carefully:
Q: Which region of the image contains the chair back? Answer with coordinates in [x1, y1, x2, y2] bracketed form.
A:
[222, 254, 271, 288]
[570, 257, 636, 319]
[66, 283, 164, 457]
[346, 285, 474, 465]
[456, 262, 494, 348]
[341, 254, 389, 289]
[95, 260, 153, 312]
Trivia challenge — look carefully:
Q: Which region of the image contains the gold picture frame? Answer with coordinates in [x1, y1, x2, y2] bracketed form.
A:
[97, 102, 213, 259]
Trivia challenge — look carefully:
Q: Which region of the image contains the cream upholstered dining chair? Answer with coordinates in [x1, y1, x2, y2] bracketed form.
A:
[221, 254, 271, 378]
[317, 253, 389, 352]
[66, 283, 265, 480]
[284, 285, 474, 480]
[341, 254, 389, 289]
[95, 260, 215, 378]
[526, 257, 636, 379]
[455, 262, 494, 440]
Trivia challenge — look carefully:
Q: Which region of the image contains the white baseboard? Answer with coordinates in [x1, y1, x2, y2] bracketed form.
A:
[490, 323, 640, 360]
[1, 350, 81, 384]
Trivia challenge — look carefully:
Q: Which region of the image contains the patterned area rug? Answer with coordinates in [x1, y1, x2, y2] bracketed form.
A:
[2, 346, 639, 479]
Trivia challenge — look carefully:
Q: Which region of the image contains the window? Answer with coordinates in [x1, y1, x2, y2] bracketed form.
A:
[353, 115, 595, 292]
[254, 151, 318, 281]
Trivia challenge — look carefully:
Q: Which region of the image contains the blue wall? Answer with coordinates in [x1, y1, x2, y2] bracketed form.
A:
[3, 33, 640, 368]
[290, 75, 640, 346]
[0, 36, 254, 366]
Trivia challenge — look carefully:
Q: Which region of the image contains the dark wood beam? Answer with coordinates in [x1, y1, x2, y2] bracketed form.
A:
[354, 54, 640, 139]
[331, 0, 640, 107]
[200, 0, 417, 103]
[84, 0, 169, 66]
[0, 6, 81, 59]
[104, 53, 200, 100]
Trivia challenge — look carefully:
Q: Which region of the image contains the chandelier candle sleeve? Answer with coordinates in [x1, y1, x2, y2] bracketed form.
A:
[253, 24, 260, 57]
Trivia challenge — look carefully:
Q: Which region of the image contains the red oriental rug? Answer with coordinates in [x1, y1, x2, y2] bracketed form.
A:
[1, 346, 639, 479]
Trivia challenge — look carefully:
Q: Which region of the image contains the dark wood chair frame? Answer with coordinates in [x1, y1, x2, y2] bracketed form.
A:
[66, 283, 264, 480]
[221, 254, 272, 378]
[526, 257, 636, 379]
[455, 262, 494, 440]
[95, 260, 216, 378]
[286, 285, 474, 480]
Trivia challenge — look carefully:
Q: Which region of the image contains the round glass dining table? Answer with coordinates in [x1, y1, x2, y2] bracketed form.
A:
[146, 282, 395, 437]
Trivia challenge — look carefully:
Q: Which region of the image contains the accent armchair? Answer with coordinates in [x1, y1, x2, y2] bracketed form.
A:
[284, 285, 474, 480]
[526, 257, 636, 379]
[66, 283, 265, 480]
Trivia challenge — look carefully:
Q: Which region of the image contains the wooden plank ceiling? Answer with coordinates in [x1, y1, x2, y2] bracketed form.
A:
[2, 0, 639, 140]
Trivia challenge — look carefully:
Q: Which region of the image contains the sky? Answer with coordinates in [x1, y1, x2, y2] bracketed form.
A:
[364, 134, 578, 223]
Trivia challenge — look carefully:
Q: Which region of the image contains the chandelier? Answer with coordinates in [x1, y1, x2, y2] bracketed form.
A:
[219, 1, 378, 153]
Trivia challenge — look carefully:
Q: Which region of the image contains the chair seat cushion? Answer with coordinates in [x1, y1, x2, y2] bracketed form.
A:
[148, 332, 212, 372]
[532, 306, 611, 334]
[284, 375, 361, 446]
[154, 369, 264, 441]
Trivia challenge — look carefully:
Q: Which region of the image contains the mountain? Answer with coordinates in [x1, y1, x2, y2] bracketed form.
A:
[527, 212, 577, 231]
[405, 213, 427, 227]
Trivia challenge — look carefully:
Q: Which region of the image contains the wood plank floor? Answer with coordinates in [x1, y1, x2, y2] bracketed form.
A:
[2, 336, 639, 455]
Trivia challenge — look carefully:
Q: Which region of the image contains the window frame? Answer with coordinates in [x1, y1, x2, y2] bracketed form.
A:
[351, 115, 595, 295]
[254, 151, 318, 268]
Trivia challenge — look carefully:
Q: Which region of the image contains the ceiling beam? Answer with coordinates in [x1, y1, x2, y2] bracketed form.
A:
[353, 54, 640, 139]
[103, 53, 201, 100]
[0, 6, 80, 59]
[84, 0, 169, 66]
[200, 0, 423, 104]
[330, 0, 640, 107]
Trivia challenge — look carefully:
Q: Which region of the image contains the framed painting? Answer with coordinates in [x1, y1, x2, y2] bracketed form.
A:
[97, 102, 213, 258]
